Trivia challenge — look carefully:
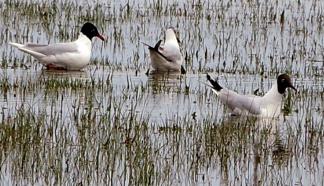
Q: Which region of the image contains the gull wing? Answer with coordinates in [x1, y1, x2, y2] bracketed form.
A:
[143, 40, 173, 62]
[158, 42, 182, 63]
[9, 42, 79, 58]
[218, 90, 262, 115]
[23, 42, 79, 56]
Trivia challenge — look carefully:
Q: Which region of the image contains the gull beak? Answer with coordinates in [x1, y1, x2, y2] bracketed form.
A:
[97, 34, 105, 41]
[289, 84, 297, 92]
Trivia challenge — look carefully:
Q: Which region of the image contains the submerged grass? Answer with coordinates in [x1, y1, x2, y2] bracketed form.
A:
[1, 101, 322, 185]
[0, 0, 323, 185]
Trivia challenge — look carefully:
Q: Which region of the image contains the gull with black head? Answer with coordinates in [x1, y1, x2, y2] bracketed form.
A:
[206, 74, 297, 117]
[9, 22, 105, 71]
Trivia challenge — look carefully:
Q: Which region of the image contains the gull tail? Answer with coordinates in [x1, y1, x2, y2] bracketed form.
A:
[9, 42, 45, 59]
[9, 42, 24, 48]
[206, 74, 222, 91]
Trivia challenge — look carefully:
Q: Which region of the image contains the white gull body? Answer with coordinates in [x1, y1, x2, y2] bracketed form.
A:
[9, 22, 104, 71]
[207, 74, 296, 118]
[146, 28, 184, 73]
[213, 84, 283, 117]
[9, 33, 91, 70]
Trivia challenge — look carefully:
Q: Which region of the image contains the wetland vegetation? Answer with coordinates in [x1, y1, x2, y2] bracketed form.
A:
[0, 0, 323, 185]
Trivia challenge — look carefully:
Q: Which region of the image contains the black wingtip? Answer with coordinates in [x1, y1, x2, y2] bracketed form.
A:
[253, 88, 259, 96]
[181, 65, 186, 74]
[145, 68, 150, 76]
[149, 40, 162, 50]
[148, 40, 172, 62]
[206, 74, 222, 91]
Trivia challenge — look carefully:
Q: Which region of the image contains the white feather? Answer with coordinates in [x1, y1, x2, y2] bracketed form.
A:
[9, 33, 92, 70]
[149, 28, 184, 72]
[212, 83, 284, 117]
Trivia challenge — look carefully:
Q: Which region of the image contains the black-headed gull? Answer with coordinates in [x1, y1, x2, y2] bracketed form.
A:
[9, 22, 105, 70]
[207, 74, 297, 117]
[143, 27, 186, 74]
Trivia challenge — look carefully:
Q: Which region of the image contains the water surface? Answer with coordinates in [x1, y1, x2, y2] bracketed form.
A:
[0, 0, 323, 185]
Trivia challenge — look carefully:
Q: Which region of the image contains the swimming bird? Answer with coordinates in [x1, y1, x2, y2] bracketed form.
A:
[206, 74, 297, 117]
[9, 22, 105, 70]
[143, 27, 186, 74]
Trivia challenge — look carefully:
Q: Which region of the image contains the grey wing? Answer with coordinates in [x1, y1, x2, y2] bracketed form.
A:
[238, 95, 262, 114]
[218, 90, 259, 114]
[159, 44, 182, 62]
[24, 42, 79, 56]
[218, 89, 241, 110]
[147, 40, 173, 62]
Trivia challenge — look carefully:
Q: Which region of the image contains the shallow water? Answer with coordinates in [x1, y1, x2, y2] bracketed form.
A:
[0, 0, 323, 185]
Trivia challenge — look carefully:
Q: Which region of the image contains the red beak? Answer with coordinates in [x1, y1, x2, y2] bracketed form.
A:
[289, 84, 297, 92]
[97, 34, 105, 41]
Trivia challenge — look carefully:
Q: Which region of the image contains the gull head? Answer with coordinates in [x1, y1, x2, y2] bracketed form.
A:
[81, 22, 105, 41]
[277, 74, 297, 94]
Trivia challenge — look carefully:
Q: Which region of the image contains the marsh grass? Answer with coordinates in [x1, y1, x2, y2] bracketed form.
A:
[0, 0, 323, 185]
[0, 72, 323, 184]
